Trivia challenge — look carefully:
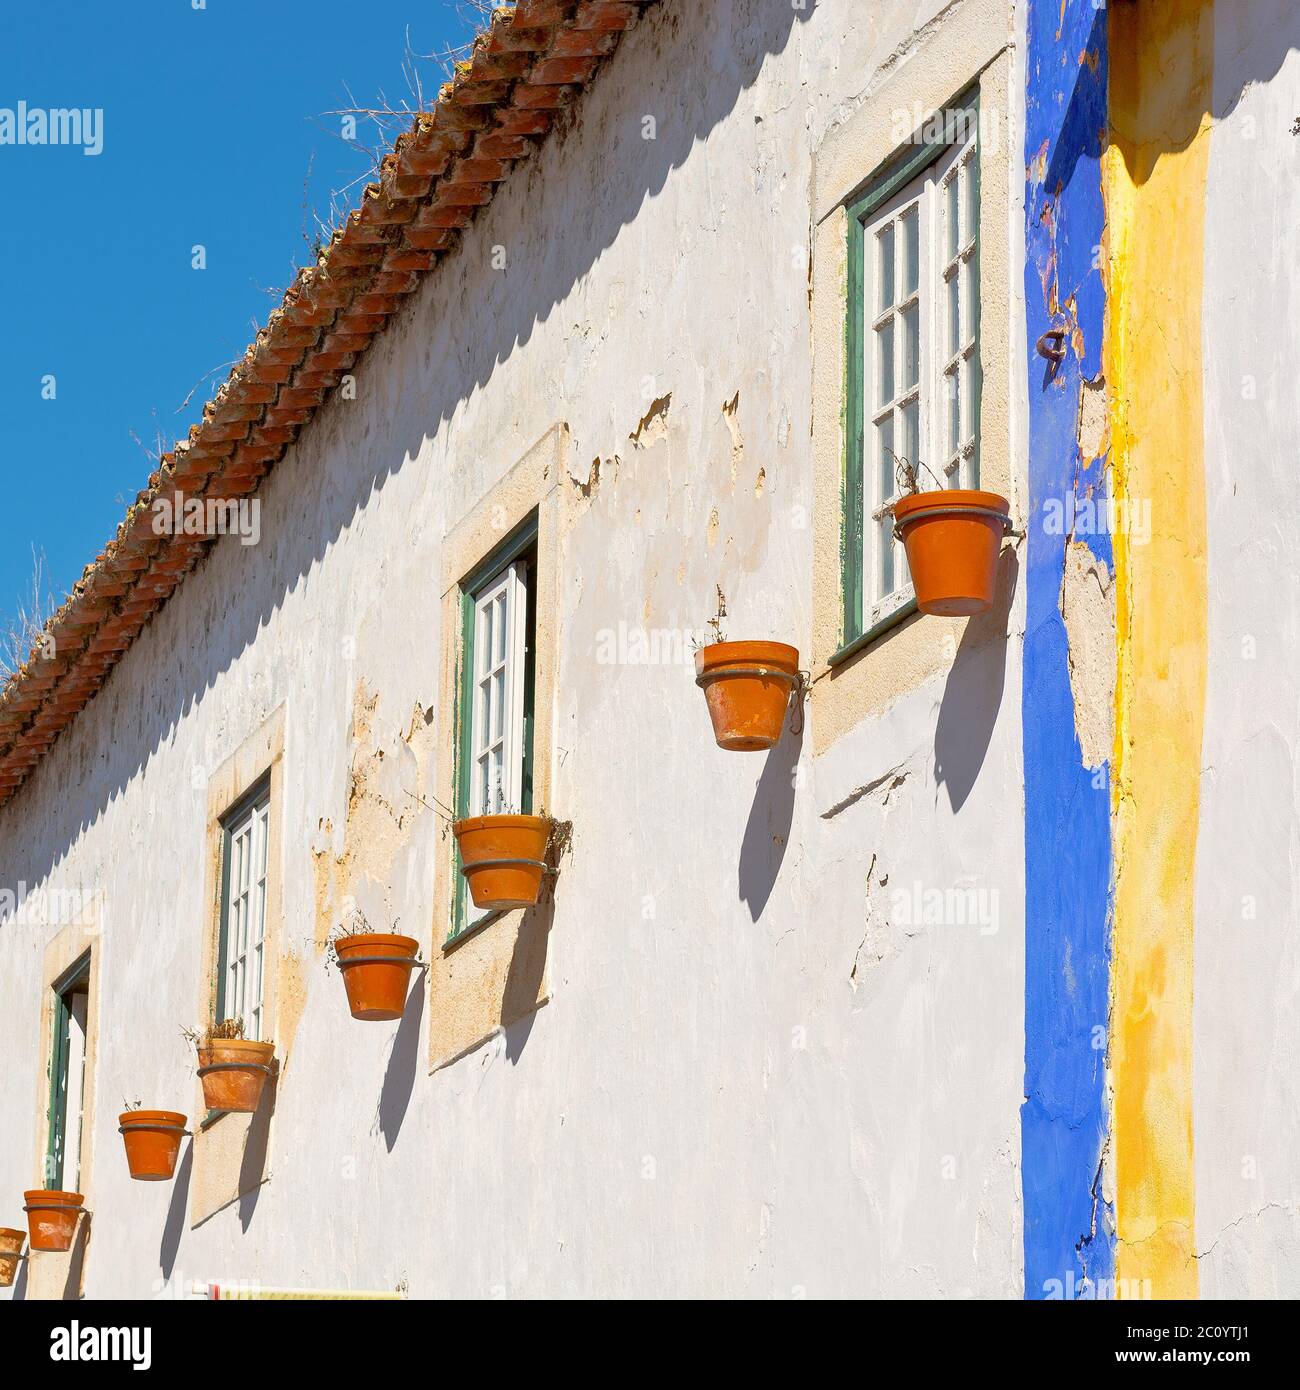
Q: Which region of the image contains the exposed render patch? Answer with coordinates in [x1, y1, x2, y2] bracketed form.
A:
[630, 393, 671, 448]
[1077, 375, 1109, 464]
[310, 681, 432, 953]
[1059, 541, 1115, 770]
[723, 391, 744, 490]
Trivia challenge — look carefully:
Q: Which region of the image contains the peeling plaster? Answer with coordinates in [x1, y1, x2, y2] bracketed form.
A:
[1059, 541, 1115, 770]
[311, 681, 433, 954]
[630, 393, 671, 449]
[723, 391, 744, 490]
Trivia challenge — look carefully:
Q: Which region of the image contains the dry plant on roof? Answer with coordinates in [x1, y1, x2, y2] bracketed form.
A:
[0, 547, 62, 682]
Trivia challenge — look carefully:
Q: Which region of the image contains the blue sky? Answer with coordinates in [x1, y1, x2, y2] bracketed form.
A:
[0, 0, 480, 647]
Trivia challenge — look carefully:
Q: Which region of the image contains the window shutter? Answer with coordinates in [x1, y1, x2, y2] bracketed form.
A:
[471, 560, 529, 817]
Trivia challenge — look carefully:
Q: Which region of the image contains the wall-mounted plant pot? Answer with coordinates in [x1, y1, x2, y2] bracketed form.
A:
[0, 1227, 25, 1286]
[196, 1039, 276, 1114]
[22, 1190, 83, 1253]
[335, 934, 421, 1021]
[118, 1110, 188, 1181]
[893, 489, 1011, 616]
[694, 641, 801, 751]
[453, 814, 552, 911]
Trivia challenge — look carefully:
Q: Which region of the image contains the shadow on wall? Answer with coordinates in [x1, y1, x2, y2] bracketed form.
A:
[237, 1085, 276, 1233]
[935, 548, 1018, 813]
[376, 977, 425, 1151]
[0, 0, 819, 895]
[158, 1139, 193, 1282]
[738, 718, 803, 923]
[1109, 0, 1300, 187]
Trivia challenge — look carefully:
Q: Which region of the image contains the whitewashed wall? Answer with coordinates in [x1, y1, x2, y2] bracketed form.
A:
[0, 0, 1026, 1299]
[1194, 0, 1300, 1298]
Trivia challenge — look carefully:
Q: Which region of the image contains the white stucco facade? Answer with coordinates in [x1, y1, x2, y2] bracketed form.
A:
[0, 0, 1030, 1300]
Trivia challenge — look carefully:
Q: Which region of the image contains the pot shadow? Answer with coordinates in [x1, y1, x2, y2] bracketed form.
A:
[60, 1212, 92, 1300]
[738, 718, 803, 924]
[503, 1009, 537, 1065]
[9, 1255, 28, 1300]
[377, 977, 426, 1152]
[500, 891, 554, 1063]
[158, 1140, 194, 1281]
[934, 548, 1017, 813]
[236, 1083, 276, 1233]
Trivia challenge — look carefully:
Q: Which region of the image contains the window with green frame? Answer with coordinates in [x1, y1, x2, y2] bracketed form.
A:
[450, 513, 538, 942]
[215, 774, 272, 1039]
[45, 956, 90, 1190]
[839, 92, 982, 660]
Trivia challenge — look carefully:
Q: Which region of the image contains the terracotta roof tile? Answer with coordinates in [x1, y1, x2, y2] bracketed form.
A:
[0, 0, 659, 806]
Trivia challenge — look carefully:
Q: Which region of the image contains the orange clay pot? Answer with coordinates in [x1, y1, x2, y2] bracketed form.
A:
[335, 934, 420, 1021]
[694, 641, 801, 751]
[23, 1190, 83, 1253]
[893, 489, 1010, 616]
[197, 1039, 275, 1114]
[453, 815, 552, 911]
[119, 1110, 187, 1181]
[0, 1227, 25, 1287]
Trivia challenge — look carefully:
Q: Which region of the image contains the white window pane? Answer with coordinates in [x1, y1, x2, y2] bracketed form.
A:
[492, 668, 505, 742]
[946, 173, 960, 259]
[962, 255, 977, 345]
[901, 302, 919, 390]
[221, 789, 270, 1034]
[878, 515, 895, 597]
[876, 317, 894, 406]
[877, 222, 894, 311]
[947, 369, 962, 455]
[64, 990, 88, 1192]
[479, 602, 493, 679]
[901, 207, 919, 298]
[947, 271, 961, 358]
[494, 593, 507, 665]
[876, 413, 895, 507]
[963, 153, 978, 245]
[901, 398, 920, 482]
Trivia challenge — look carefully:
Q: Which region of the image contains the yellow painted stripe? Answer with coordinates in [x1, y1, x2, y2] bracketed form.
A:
[1105, 0, 1215, 1299]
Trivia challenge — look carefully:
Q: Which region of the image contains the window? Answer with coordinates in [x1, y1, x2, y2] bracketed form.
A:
[46, 957, 90, 1190]
[216, 778, 271, 1038]
[453, 515, 537, 937]
[844, 96, 980, 646]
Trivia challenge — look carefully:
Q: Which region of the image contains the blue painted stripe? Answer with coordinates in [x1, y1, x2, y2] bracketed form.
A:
[1021, 0, 1116, 1299]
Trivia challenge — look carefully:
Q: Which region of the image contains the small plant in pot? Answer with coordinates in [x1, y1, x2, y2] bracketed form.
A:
[889, 455, 1011, 616]
[186, 1017, 275, 1115]
[0, 1227, 26, 1286]
[118, 1098, 188, 1182]
[22, 1190, 84, 1253]
[693, 587, 802, 751]
[453, 790, 557, 912]
[330, 908, 422, 1022]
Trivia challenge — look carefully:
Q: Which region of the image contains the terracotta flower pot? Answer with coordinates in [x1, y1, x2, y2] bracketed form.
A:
[694, 641, 801, 751]
[119, 1110, 188, 1181]
[453, 814, 552, 911]
[335, 934, 420, 1021]
[197, 1039, 276, 1114]
[0, 1227, 25, 1287]
[23, 1190, 83, 1253]
[893, 489, 1011, 616]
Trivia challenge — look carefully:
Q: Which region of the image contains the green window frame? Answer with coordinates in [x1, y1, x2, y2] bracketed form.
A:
[45, 955, 90, 1190]
[449, 512, 538, 945]
[837, 90, 982, 665]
